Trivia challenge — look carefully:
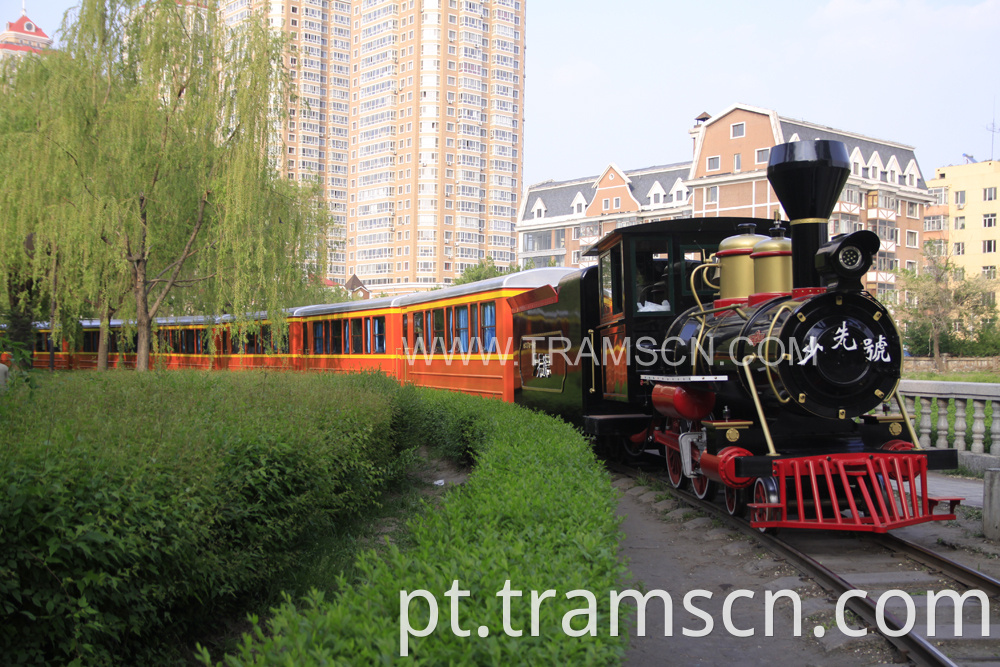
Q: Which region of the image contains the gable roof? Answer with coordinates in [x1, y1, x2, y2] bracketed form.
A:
[5, 14, 49, 40]
[778, 118, 926, 188]
[520, 162, 691, 222]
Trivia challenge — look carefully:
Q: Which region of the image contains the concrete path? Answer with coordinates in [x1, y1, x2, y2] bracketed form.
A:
[927, 471, 983, 508]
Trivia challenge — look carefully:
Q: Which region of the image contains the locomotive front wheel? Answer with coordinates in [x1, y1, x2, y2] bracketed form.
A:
[691, 475, 717, 501]
[665, 445, 687, 490]
[752, 477, 780, 534]
[725, 486, 747, 517]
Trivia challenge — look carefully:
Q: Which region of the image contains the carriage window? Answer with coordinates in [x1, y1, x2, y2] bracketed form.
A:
[432, 308, 446, 353]
[402, 314, 409, 351]
[261, 325, 272, 354]
[351, 318, 364, 354]
[599, 245, 624, 319]
[455, 306, 469, 352]
[481, 302, 497, 352]
[373, 316, 386, 353]
[313, 321, 325, 354]
[331, 319, 343, 353]
[301, 324, 309, 355]
[413, 311, 425, 351]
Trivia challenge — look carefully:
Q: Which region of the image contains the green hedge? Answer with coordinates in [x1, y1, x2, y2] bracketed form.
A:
[211, 387, 627, 665]
[0, 371, 411, 665]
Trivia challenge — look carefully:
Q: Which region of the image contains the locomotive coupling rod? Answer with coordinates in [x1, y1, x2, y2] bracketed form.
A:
[741, 355, 779, 457]
[892, 388, 923, 450]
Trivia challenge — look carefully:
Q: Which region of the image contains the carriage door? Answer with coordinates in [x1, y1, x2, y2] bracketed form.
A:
[597, 244, 628, 401]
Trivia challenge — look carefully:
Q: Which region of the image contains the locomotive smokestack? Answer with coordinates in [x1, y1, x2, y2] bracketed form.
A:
[767, 140, 851, 289]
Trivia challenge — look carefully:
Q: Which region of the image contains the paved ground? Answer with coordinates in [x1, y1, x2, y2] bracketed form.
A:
[927, 471, 984, 508]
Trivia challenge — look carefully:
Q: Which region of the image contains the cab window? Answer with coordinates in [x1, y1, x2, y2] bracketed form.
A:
[599, 245, 624, 320]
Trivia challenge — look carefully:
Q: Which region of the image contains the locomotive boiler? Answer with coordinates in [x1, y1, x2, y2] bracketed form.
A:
[511, 139, 960, 532]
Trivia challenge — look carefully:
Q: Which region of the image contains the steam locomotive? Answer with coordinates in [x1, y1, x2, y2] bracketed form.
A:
[16, 139, 959, 532]
[511, 139, 959, 532]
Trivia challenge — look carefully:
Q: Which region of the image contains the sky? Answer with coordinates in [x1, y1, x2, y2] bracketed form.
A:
[7, 0, 999, 189]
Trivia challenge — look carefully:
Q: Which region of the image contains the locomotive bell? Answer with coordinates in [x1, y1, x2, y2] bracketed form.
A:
[751, 224, 792, 295]
[717, 223, 767, 300]
[767, 140, 851, 289]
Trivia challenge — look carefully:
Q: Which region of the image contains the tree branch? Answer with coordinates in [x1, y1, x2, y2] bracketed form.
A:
[147, 191, 210, 319]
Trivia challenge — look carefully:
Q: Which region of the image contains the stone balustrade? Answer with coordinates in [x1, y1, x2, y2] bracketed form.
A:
[897, 380, 1000, 455]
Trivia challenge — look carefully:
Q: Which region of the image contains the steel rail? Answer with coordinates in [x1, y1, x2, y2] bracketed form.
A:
[873, 533, 1000, 599]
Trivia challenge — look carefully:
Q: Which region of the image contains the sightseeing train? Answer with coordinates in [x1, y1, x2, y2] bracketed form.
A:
[15, 140, 960, 532]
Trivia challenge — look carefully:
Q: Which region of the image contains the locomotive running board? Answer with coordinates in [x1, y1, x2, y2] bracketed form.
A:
[584, 413, 651, 436]
[746, 452, 960, 533]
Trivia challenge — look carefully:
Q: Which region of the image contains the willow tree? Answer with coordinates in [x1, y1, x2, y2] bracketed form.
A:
[0, 0, 325, 371]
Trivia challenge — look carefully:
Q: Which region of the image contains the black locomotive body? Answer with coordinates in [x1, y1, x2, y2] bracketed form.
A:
[512, 140, 960, 532]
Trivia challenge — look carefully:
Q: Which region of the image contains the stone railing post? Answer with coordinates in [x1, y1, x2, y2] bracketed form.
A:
[992, 401, 1000, 456]
[936, 399, 950, 448]
[919, 397, 933, 449]
[972, 399, 987, 454]
[985, 469, 1000, 541]
[954, 398, 968, 451]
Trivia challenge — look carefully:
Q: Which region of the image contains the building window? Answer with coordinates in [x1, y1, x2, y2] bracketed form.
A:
[652, 193, 661, 204]
[572, 226, 580, 240]
[985, 187, 997, 201]
[906, 260, 917, 272]
[706, 186, 718, 204]
[731, 122, 745, 138]
[929, 187, 948, 205]
[905, 230, 918, 248]
[923, 215, 947, 231]
[706, 155, 720, 171]
[613, 197, 620, 208]
[954, 242, 965, 256]
[734, 153, 741, 172]
[956, 190, 966, 206]
[985, 240, 997, 254]
[906, 202, 918, 218]
[602, 198, 609, 211]
[985, 213, 996, 228]
[756, 148, 770, 164]
[984, 266, 997, 280]
[575, 202, 583, 213]
[955, 216, 966, 230]
[572, 250, 581, 264]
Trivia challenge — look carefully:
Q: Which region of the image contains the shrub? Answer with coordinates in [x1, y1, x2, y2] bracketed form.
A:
[0, 371, 410, 665]
[211, 389, 627, 666]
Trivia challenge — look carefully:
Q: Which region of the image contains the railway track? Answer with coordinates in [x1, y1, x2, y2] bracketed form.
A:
[609, 461, 1000, 667]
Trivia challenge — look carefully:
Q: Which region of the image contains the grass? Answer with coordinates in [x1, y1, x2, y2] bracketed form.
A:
[904, 371, 1000, 383]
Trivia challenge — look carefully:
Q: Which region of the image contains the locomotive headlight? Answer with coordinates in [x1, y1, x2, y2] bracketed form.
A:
[837, 245, 864, 272]
[815, 230, 880, 291]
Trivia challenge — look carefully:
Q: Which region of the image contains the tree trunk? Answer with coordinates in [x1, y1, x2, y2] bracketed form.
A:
[132, 259, 152, 371]
[932, 329, 944, 373]
[97, 300, 110, 371]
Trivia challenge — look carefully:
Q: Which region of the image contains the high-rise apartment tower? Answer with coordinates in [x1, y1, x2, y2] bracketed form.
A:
[222, 0, 524, 294]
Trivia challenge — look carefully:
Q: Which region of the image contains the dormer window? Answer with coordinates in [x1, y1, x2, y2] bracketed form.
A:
[652, 193, 661, 204]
